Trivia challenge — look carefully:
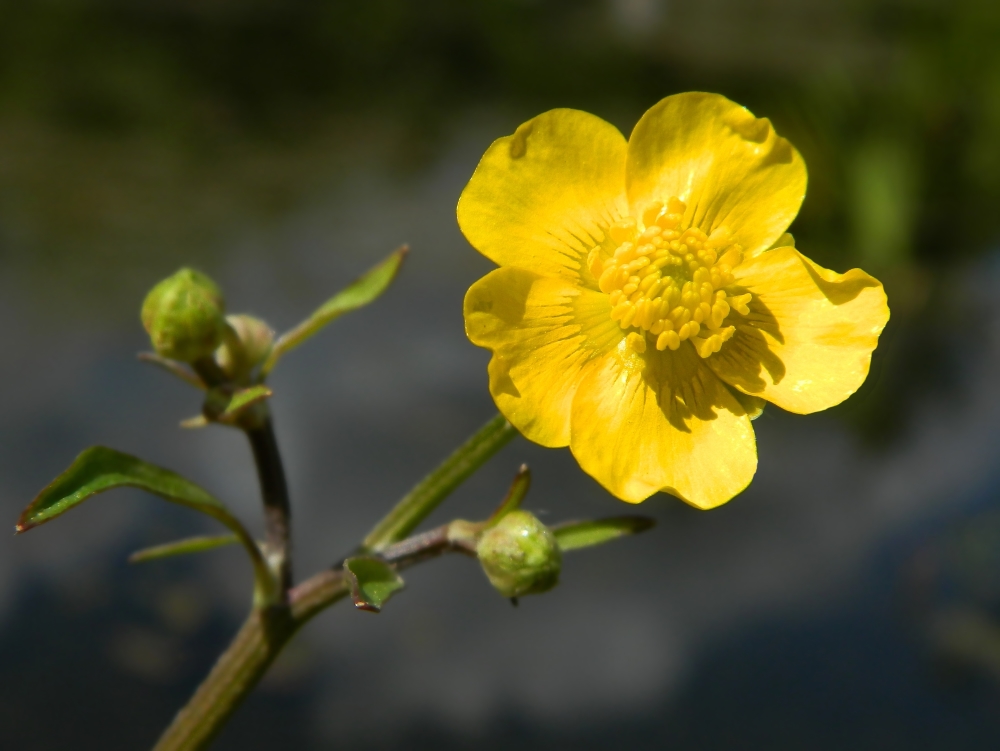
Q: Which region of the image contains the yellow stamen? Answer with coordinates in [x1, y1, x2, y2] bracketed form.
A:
[626, 332, 646, 353]
[598, 197, 751, 359]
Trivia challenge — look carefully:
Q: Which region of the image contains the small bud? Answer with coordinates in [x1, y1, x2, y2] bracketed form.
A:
[216, 314, 275, 380]
[476, 510, 561, 598]
[141, 269, 227, 363]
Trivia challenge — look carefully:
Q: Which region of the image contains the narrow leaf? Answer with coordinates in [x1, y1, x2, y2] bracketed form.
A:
[486, 464, 531, 525]
[363, 413, 517, 551]
[261, 246, 408, 376]
[552, 516, 656, 552]
[128, 534, 240, 564]
[343, 556, 405, 613]
[203, 384, 273, 425]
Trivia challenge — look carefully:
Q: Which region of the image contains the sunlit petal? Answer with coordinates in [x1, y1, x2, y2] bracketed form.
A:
[465, 267, 621, 447]
[458, 109, 628, 281]
[626, 92, 806, 257]
[570, 343, 757, 508]
[707, 247, 890, 413]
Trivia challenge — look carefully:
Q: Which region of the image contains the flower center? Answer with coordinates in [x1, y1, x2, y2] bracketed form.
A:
[588, 197, 752, 359]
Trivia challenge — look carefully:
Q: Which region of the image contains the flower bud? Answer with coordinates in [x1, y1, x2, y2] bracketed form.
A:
[141, 269, 227, 363]
[476, 510, 561, 598]
[216, 314, 275, 380]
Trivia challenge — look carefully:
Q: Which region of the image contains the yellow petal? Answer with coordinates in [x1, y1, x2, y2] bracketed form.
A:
[707, 247, 889, 414]
[626, 92, 807, 257]
[569, 343, 757, 509]
[465, 267, 622, 447]
[458, 109, 628, 281]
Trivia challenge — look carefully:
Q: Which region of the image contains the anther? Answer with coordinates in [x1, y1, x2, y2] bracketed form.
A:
[600, 196, 750, 359]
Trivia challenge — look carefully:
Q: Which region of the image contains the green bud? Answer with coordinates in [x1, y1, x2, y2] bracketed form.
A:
[141, 268, 227, 363]
[216, 314, 275, 380]
[476, 510, 561, 598]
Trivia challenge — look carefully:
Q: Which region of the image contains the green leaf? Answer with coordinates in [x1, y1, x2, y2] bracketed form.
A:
[261, 246, 408, 376]
[486, 464, 531, 525]
[128, 534, 240, 564]
[343, 556, 405, 613]
[552, 516, 656, 552]
[203, 384, 273, 425]
[363, 413, 517, 551]
[18, 447, 279, 605]
[19, 447, 227, 531]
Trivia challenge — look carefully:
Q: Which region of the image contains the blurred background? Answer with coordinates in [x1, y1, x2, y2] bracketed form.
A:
[3, 0, 1000, 748]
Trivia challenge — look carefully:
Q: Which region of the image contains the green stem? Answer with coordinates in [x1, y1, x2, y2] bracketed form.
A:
[151, 573, 345, 751]
[244, 413, 293, 593]
[363, 412, 517, 551]
[151, 528, 470, 751]
[152, 412, 517, 750]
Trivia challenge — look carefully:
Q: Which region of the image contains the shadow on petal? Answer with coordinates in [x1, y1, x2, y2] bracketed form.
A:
[707, 247, 889, 414]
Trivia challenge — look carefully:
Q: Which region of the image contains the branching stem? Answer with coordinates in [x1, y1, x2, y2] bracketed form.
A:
[152, 412, 516, 750]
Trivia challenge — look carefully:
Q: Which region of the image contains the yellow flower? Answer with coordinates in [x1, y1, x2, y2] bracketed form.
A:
[460, 93, 889, 509]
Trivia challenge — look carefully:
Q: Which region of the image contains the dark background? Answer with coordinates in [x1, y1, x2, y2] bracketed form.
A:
[3, 0, 1000, 748]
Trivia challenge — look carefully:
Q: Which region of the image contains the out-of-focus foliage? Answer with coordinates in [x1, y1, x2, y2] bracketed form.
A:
[1, 0, 999, 439]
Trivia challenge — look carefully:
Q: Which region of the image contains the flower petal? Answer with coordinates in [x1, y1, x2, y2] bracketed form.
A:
[458, 109, 628, 281]
[707, 247, 890, 414]
[465, 267, 621, 447]
[569, 343, 757, 509]
[626, 92, 807, 257]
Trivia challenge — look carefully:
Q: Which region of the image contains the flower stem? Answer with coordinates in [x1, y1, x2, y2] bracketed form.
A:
[244, 412, 293, 593]
[362, 412, 517, 551]
[151, 413, 516, 750]
[151, 572, 345, 751]
[152, 526, 471, 751]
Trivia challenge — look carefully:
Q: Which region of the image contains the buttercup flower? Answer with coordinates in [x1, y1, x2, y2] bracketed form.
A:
[460, 93, 889, 509]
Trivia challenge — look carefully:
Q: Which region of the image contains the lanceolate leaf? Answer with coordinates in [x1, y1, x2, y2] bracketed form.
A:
[261, 246, 408, 376]
[128, 534, 240, 564]
[18, 447, 279, 604]
[343, 556, 405, 613]
[552, 516, 656, 552]
[18, 447, 229, 531]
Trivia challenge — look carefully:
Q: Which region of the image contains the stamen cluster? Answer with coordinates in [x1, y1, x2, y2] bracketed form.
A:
[588, 197, 752, 358]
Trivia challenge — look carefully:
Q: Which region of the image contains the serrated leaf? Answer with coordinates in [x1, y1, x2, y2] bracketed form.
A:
[343, 556, 405, 613]
[18, 447, 279, 605]
[129, 534, 240, 564]
[203, 384, 273, 425]
[261, 246, 407, 376]
[552, 516, 656, 552]
[486, 464, 530, 525]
